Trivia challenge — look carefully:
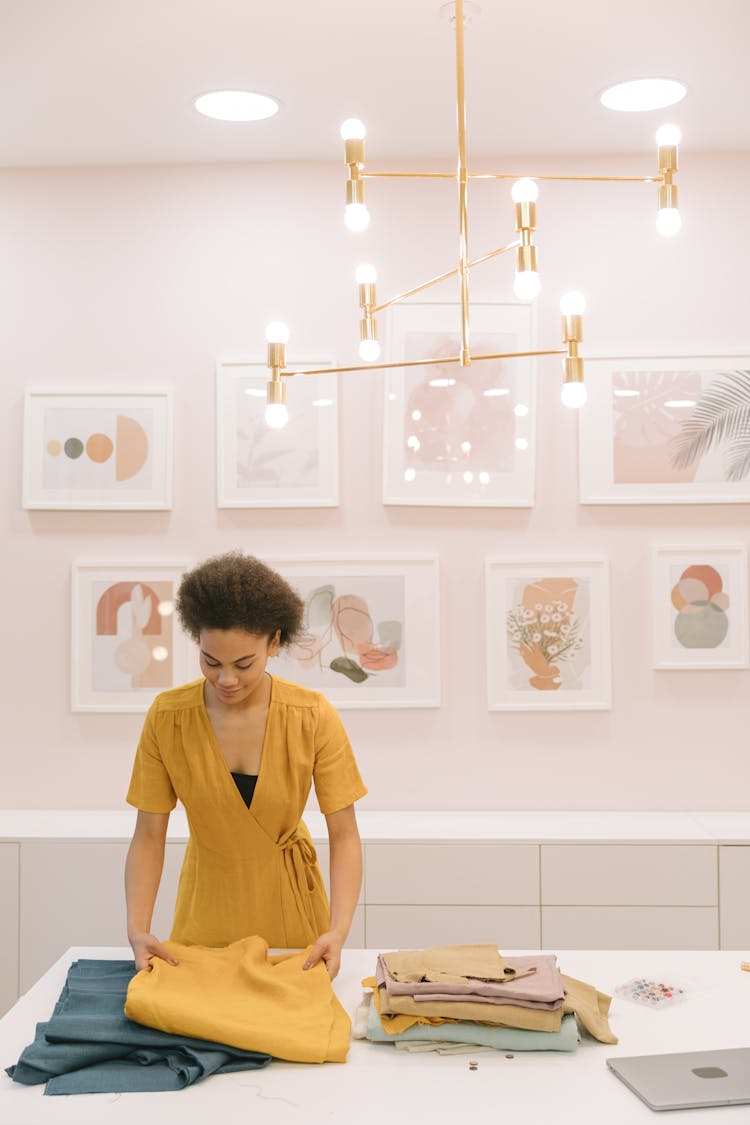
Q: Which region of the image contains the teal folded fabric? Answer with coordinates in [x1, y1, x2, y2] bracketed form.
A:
[366, 998, 579, 1052]
[6, 959, 271, 1095]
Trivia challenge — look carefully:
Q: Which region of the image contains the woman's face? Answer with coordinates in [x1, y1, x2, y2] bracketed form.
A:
[199, 628, 280, 707]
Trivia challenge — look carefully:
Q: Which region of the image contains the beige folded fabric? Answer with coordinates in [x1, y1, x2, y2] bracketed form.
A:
[560, 974, 617, 1045]
[377, 985, 563, 1032]
[383, 944, 535, 986]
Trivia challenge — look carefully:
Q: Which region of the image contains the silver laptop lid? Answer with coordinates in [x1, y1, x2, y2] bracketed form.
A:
[607, 1047, 750, 1111]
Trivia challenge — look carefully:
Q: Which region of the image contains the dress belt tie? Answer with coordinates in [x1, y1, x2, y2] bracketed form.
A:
[280, 830, 319, 936]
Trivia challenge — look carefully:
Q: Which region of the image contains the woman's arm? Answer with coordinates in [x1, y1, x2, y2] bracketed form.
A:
[303, 804, 362, 980]
[124, 809, 179, 971]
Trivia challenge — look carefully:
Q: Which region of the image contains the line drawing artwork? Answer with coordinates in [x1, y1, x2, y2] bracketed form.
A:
[273, 576, 406, 690]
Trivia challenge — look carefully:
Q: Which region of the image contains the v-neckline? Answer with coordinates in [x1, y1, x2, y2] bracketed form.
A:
[200, 674, 274, 814]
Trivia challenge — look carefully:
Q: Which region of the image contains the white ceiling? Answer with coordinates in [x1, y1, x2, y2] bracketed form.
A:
[2, 0, 748, 167]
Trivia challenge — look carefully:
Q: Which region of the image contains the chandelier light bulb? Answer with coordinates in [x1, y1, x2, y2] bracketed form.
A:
[656, 207, 682, 237]
[344, 203, 370, 232]
[340, 118, 366, 141]
[511, 178, 539, 203]
[560, 291, 587, 316]
[655, 124, 682, 147]
[355, 263, 377, 284]
[561, 381, 588, 409]
[358, 338, 381, 362]
[513, 270, 541, 301]
[264, 402, 289, 429]
[265, 320, 290, 344]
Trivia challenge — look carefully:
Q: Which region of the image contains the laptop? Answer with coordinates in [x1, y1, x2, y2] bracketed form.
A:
[607, 1047, 750, 1111]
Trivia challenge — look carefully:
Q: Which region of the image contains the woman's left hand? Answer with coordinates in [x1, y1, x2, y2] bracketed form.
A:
[303, 931, 345, 980]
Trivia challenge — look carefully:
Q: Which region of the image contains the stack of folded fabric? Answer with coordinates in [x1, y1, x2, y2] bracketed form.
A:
[357, 944, 617, 1054]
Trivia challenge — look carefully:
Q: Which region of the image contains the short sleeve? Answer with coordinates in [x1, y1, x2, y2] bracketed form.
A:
[312, 696, 367, 815]
[126, 700, 178, 814]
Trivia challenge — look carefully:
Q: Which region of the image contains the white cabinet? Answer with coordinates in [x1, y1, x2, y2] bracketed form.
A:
[364, 843, 540, 949]
[2, 815, 750, 1008]
[540, 845, 718, 950]
[0, 844, 19, 1016]
[19, 840, 185, 991]
[719, 846, 750, 949]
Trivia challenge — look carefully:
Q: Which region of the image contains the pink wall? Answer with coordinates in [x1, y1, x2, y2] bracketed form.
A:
[2, 152, 749, 810]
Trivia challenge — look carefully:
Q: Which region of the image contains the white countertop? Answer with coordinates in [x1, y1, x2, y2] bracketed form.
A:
[1, 946, 749, 1124]
[1, 809, 750, 843]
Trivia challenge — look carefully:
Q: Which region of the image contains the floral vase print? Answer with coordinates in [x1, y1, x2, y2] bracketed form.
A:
[506, 577, 589, 692]
[286, 583, 402, 684]
[670, 564, 729, 649]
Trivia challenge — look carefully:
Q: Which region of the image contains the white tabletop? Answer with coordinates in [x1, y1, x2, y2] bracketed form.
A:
[1, 947, 749, 1124]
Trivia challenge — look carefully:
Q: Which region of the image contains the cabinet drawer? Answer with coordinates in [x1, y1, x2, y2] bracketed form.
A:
[541, 845, 717, 906]
[719, 846, 750, 949]
[542, 906, 718, 950]
[365, 905, 540, 950]
[366, 844, 539, 905]
[0, 843, 19, 1015]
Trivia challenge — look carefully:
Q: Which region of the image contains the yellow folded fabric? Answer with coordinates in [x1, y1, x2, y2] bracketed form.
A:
[363, 976, 459, 1035]
[125, 935, 351, 1063]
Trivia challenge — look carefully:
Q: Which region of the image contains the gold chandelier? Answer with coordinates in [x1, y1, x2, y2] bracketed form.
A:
[262, 0, 681, 428]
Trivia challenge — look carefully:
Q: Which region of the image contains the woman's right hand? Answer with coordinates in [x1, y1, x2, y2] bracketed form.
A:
[129, 931, 179, 972]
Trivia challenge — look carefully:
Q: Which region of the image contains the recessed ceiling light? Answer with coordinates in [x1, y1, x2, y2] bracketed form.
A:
[194, 90, 279, 122]
[600, 78, 686, 113]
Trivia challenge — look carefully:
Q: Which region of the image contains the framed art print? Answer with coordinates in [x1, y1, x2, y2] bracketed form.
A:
[578, 356, 750, 504]
[265, 556, 440, 708]
[383, 302, 536, 507]
[23, 390, 173, 509]
[216, 361, 338, 507]
[651, 546, 749, 669]
[71, 562, 195, 712]
[485, 558, 611, 711]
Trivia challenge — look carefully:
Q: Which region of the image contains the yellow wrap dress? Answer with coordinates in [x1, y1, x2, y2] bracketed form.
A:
[126, 676, 367, 949]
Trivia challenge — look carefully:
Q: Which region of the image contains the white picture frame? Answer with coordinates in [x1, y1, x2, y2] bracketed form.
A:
[71, 562, 195, 712]
[382, 302, 536, 507]
[651, 545, 749, 669]
[265, 556, 441, 708]
[23, 390, 173, 510]
[485, 557, 612, 711]
[578, 356, 750, 504]
[216, 361, 338, 507]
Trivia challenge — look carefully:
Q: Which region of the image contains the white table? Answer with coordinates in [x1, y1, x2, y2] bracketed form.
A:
[1, 948, 749, 1124]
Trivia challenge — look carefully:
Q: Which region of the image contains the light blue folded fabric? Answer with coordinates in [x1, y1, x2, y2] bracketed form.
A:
[366, 998, 579, 1052]
[6, 959, 271, 1095]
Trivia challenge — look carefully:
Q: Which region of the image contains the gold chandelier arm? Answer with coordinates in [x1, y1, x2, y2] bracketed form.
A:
[370, 239, 520, 314]
[469, 172, 664, 184]
[276, 348, 565, 379]
[361, 171, 662, 184]
[455, 0, 470, 366]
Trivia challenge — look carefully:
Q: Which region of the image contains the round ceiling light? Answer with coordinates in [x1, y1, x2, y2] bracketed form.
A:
[194, 90, 279, 122]
[599, 78, 686, 113]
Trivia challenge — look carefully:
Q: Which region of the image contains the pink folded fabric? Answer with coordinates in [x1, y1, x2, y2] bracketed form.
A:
[378, 953, 565, 1008]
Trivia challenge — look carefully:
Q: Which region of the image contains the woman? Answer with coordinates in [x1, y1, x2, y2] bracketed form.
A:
[124, 552, 367, 980]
